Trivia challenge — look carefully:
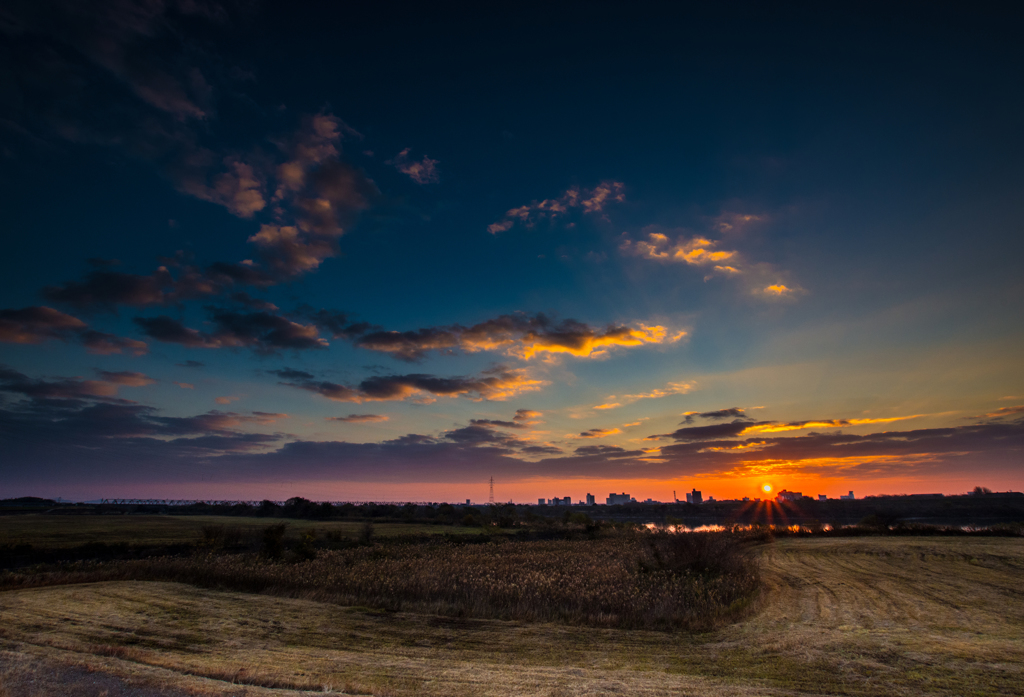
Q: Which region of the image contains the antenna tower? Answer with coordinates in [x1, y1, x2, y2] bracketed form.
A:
[489, 476, 494, 504]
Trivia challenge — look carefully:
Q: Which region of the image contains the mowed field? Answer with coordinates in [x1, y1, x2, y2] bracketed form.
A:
[2, 536, 1023, 696]
[0, 515, 494, 549]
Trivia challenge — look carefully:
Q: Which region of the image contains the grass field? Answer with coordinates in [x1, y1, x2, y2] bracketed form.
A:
[2, 536, 1022, 696]
[0, 514, 496, 549]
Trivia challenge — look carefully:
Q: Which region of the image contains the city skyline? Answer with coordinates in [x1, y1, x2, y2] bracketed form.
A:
[1, 2, 1023, 503]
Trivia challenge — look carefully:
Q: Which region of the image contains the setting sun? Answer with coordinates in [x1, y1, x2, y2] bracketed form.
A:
[762, 484, 773, 493]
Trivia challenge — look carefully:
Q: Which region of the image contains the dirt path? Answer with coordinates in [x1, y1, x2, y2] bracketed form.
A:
[2, 537, 1022, 696]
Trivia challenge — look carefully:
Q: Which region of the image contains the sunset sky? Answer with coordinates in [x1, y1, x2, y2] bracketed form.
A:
[1, 1, 1022, 503]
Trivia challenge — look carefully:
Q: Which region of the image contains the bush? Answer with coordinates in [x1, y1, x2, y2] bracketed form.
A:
[261, 524, 287, 559]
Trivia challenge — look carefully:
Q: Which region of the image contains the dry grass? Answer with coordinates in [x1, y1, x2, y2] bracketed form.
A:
[0, 533, 760, 631]
[1, 536, 1022, 696]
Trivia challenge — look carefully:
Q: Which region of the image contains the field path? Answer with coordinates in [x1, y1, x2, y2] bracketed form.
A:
[2, 536, 1023, 696]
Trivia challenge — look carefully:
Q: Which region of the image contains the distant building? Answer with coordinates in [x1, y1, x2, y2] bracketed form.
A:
[538, 498, 545, 505]
[606, 492, 632, 505]
[466, 499, 471, 505]
[839, 491, 855, 500]
[685, 489, 702, 504]
[776, 490, 803, 502]
[586, 493, 596, 505]
[818, 494, 827, 501]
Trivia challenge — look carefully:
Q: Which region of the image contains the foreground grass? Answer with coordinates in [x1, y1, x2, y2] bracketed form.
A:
[1, 536, 1022, 696]
[0, 533, 760, 631]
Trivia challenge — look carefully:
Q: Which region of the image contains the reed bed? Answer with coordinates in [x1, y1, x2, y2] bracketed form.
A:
[0, 531, 760, 631]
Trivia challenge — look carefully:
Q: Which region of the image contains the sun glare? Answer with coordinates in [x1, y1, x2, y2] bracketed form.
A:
[762, 484, 772, 493]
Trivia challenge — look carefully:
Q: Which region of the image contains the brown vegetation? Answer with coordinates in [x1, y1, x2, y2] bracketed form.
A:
[1, 536, 1022, 696]
[0, 531, 761, 631]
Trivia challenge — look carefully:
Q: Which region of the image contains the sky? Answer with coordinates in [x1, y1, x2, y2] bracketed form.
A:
[1, 1, 1022, 503]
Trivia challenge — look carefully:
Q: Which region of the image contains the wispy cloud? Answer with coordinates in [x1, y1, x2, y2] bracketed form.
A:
[621, 232, 738, 267]
[594, 381, 695, 409]
[327, 414, 390, 423]
[488, 181, 624, 234]
[388, 148, 439, 184]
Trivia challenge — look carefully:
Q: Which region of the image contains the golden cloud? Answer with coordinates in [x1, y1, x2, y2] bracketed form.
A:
[740, 415, 924, 435]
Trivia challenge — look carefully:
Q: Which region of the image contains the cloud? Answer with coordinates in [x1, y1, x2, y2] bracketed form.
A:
[514, 409, 543, 424]
[573, 428, 622, 439]
[135, 310, 328, 354]
[177, 360, 204, 368]
[653, 420, 758, 441]
[573, 445, 641, 457]
[281, 368, 546, 404]
[681, 407, 751, 424]
[0, 306, 86, 342]
[95, 371, 156, 387]
[214, 396, 239, 405]
[470, 418, 527, 429]
[328, 414, 390, 423]
[763, 284, 794, 296]
[596, 381, 694, 409]
[350, 313, 684, 363]
[268, 368, 316, 380]
[388, 148, 439, 184]
[133, 316, 222, 348]
[971, 405, 1024, 420]
[78, 330, 149, 356]
[207, 310, 328, 353]
[620, 225, 801, 297]
[738, 415, 924, 435]
[488, 181, 624, 233]
[355, 327, 461, 362]
[0, 306, 148, 356]
[620, 232, 738, 267]
[711, 212, 766, 233]
[658, 413, 927, 441]
[174, 382, 194, 389]
[0, 365, 152, 402]
[42, 268, 180, 309]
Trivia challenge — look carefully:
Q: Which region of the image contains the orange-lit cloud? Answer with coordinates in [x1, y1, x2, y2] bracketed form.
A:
[594, 380, 694, 409]
[355, 313, 685, 362]
[711, 212, 766, 233]
[571, 427, 622, 439]
[763, 284, 793, 296]
[215, 396, 240, 405]
[971, 405, 1024, 420]
[488, 181, 625, 233]
[739, 415, 924, 435]
[175, 382, 195, 389]
[513, 324, 686, 361]
[621, 232, 738, 267]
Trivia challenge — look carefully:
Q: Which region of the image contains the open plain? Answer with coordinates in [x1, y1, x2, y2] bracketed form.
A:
[2, 535, 1022, 696]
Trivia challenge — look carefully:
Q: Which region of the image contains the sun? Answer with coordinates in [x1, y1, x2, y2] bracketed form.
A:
[762, 484, 772, 493]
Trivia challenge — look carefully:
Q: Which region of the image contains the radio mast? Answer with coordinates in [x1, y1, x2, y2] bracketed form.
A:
[489, 476, 494, 504]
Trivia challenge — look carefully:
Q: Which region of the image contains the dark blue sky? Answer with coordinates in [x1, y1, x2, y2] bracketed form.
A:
[1, 1, 1022, 501]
